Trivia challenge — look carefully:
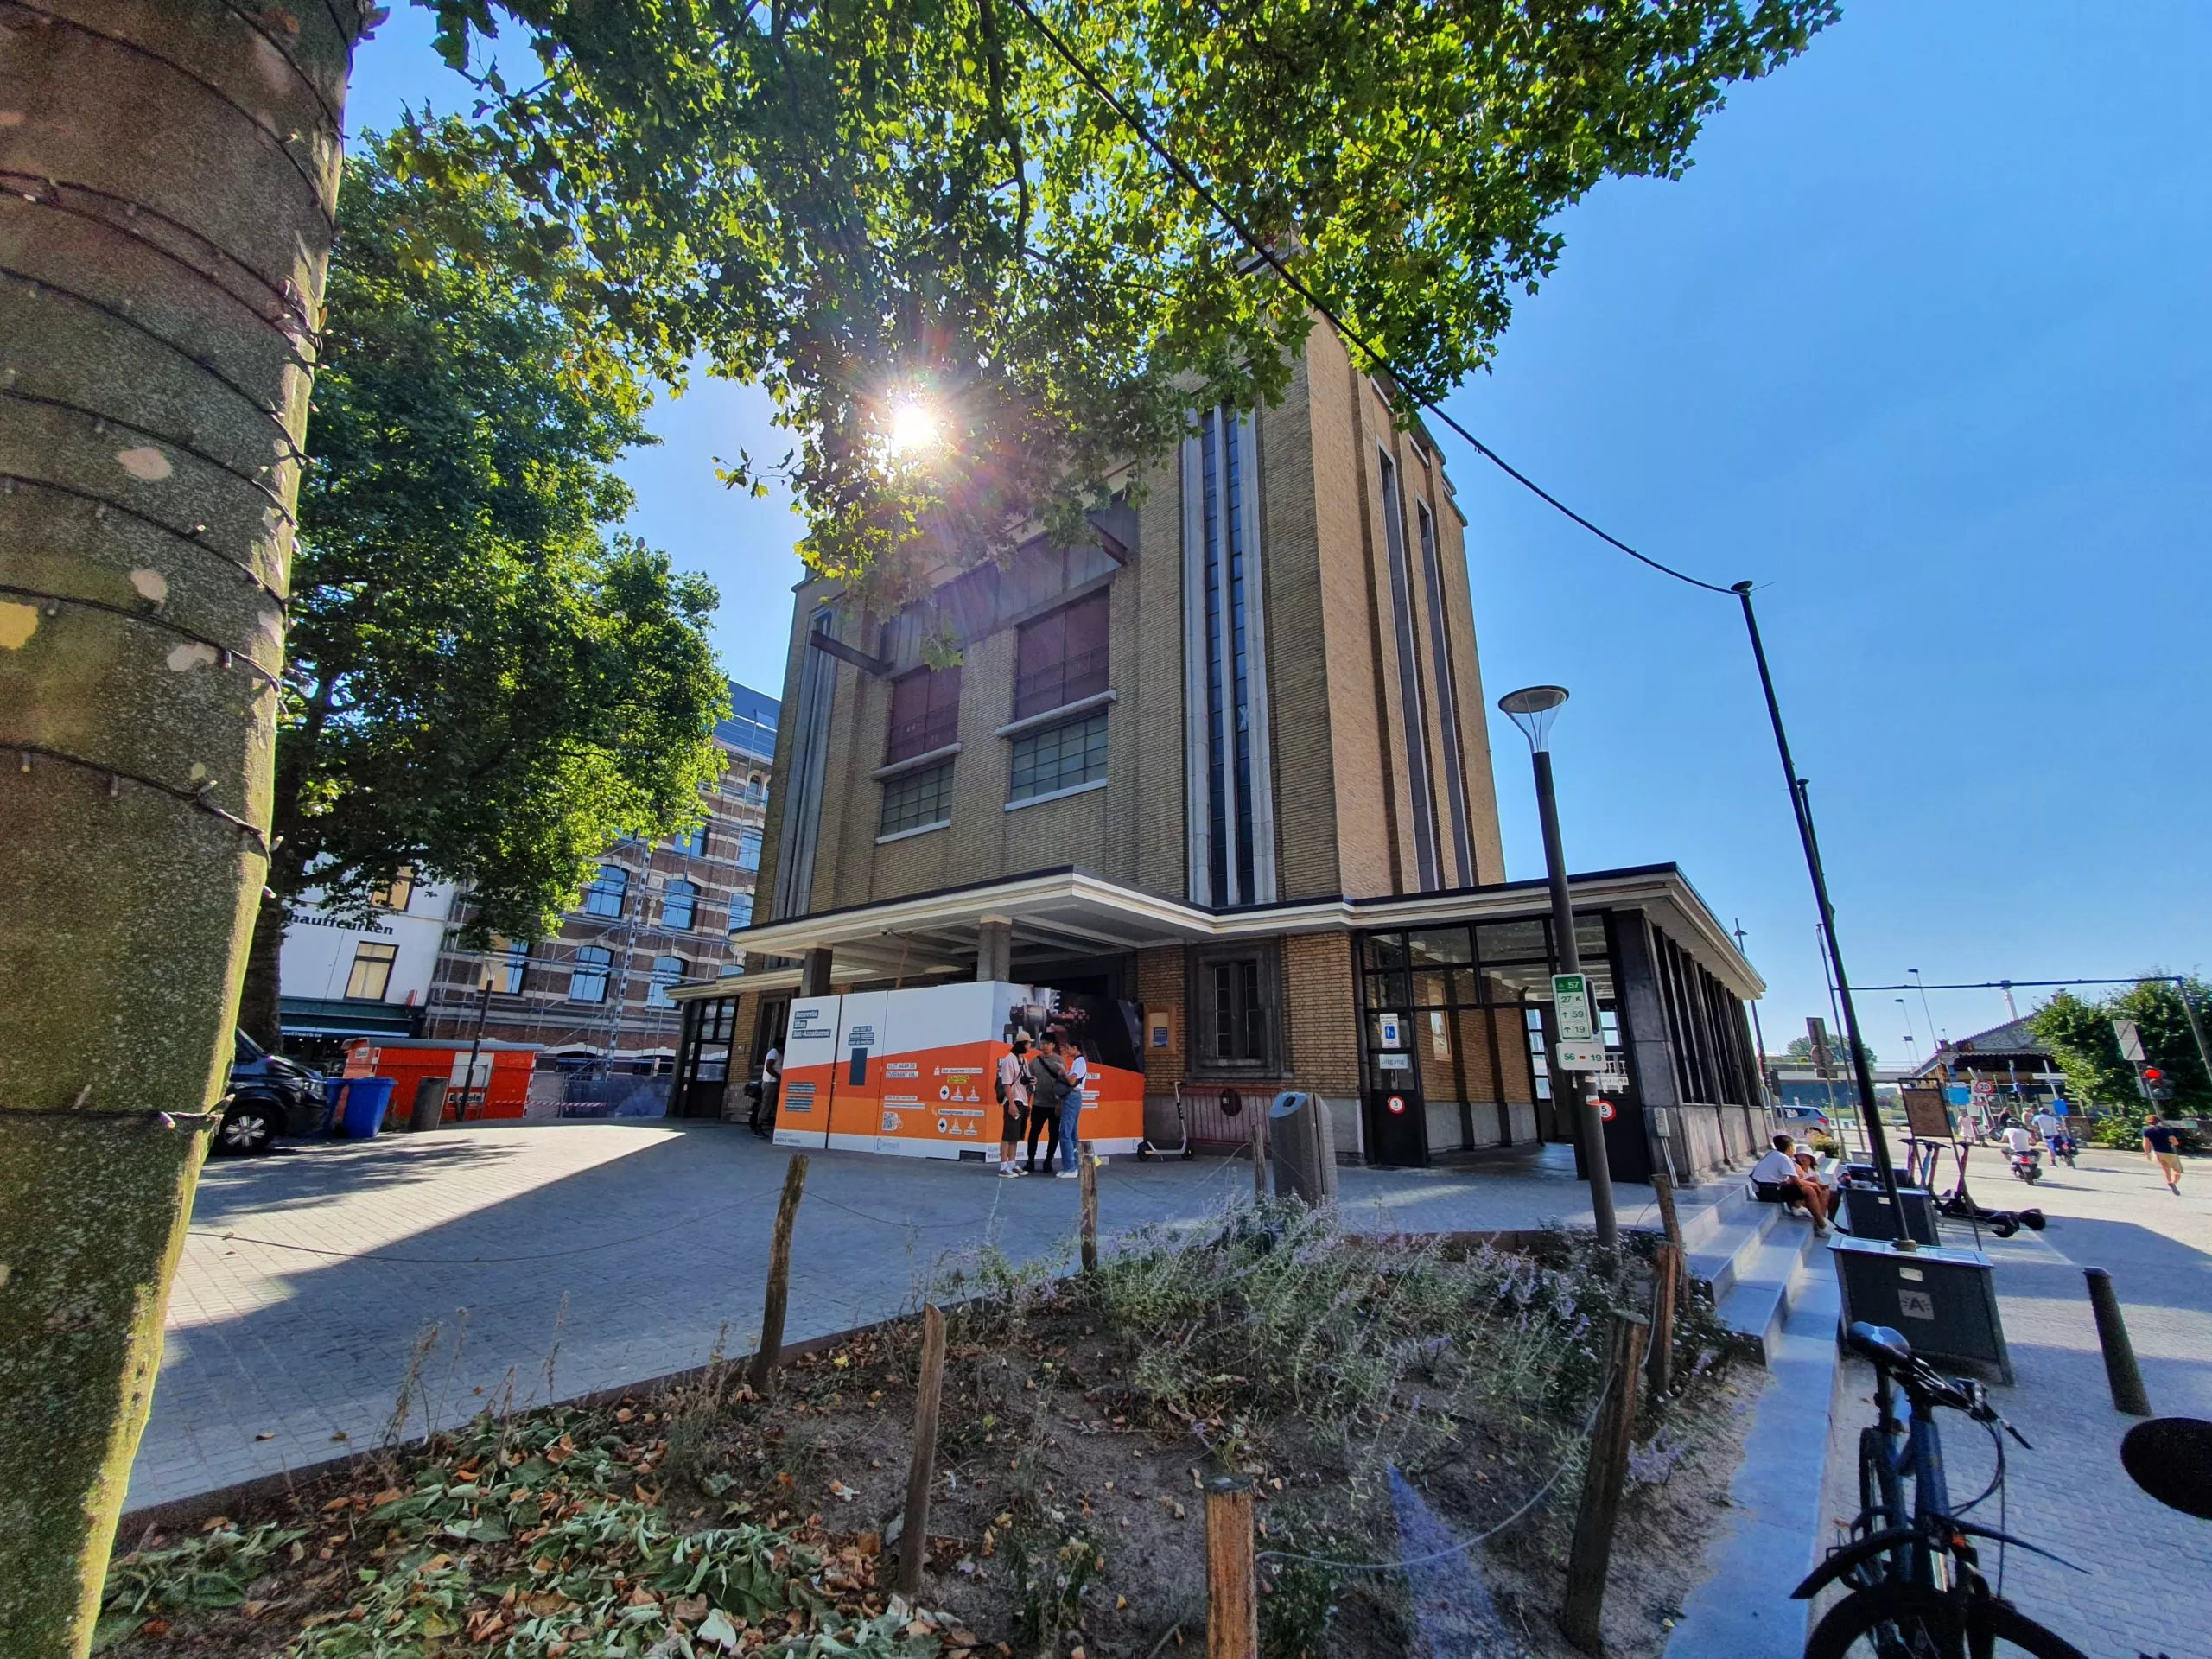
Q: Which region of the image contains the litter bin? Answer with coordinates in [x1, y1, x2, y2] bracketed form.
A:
[331, 1076, 397, 1138]
[409, 1076, 450, 1134]
[1268, 1091, 1338, 1205]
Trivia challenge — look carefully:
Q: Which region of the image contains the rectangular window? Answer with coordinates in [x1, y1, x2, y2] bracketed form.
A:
[661, 878, 698, 929]
[1191, 944, 1281, 1075]
[368, 868, 416, 911]
[1379, 451, 1440, 890]
[671, 823, 707, 856]
[1008, 710, 1108, 802]
[1012, 589, 1110, 719]
[884, 664, 962, 764]
[569, 945, 612, 1003]
[880, 760, 953, 836]
[727, 891, 754, 931]
[344, 941, 397, 1001]
[489, 936, 529, 995]
[582, 864, 628, 918]
[1185, 407, 1274, 906]
[1416, 499, 1474, 885]
[735, 828, 761, 871]
[646, 955, 685, 1007]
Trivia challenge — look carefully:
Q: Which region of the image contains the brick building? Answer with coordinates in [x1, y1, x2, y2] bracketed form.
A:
[424, 682, 778, 1077]
[672, 332, 1768, 1177]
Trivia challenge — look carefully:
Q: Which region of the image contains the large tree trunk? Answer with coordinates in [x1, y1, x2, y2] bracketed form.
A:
[0, 4, 351, 1650]
[237, 883, 289, 1051]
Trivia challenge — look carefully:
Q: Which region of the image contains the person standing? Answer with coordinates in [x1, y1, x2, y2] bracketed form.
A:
[2143, 1113, 2185, 1196]
[995, 1033, 1033, 1177]
[1026, 1038, 1071, 1175]
[751, 1040, 782, 1138]
[1057, 1033, 1089, 1179]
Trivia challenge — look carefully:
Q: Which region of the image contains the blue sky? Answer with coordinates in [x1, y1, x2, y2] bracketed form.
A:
[344, 2, 2209, 1058]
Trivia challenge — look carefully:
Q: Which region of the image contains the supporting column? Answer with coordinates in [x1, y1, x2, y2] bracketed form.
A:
[976, 918, 1013, 983]
[800, 948, 834, 997]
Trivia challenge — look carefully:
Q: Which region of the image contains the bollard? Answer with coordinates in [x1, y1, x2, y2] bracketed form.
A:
[748, 1154, 809, 1398]
[1205, 1475, 1256, 1659]
[1647, 1242, 1681, 1401]
[2084, 1267, 2152, 1417]
[1560, 1312, 1649, 1654]
[893, 1304, 947, 1600]
[1079, 1143, 1099, 1273]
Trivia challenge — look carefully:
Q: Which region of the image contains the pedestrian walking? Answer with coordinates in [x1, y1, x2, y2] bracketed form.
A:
[995, 1032, 1033, 1177]
[1025, 1038, 1072, 1176]
[2143, 1113, 2186, 1196]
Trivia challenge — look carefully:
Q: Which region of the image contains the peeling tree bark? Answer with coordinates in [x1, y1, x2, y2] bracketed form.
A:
[0, 3, 353, 1650]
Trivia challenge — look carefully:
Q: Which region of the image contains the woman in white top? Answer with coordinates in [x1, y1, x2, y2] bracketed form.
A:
[1751, 1134, 1831, 1233]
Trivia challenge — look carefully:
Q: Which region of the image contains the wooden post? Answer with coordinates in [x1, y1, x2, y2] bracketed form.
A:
[893, 1304, 948, 1599]
[1079, 1142, 1099, 1273]
[1250, 1103, 1268, 1203]
[1560, 1312, 1649, 1654]
[748, 1154, 809, 1397]
[1649, 1171, 1688, 1295]
[1646, 1243, 1680, 1401]
[1205, 1475, 1256, 1659]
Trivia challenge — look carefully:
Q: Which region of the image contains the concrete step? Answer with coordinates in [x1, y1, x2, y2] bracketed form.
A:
[1715, 1214, 1830, 1364]
[1664, 1267, 1845, 1658]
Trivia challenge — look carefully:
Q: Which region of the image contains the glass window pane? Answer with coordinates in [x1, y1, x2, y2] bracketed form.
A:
[582, 864, 628, 918]
[1477, 919, 1548, 963]
[728, 892, 753, 931]
[1408, 926, 1472, 967]
[1363, 934, 1409, 974]
[1009, 711, 1108, 801]
[880, 761, 953, 835]
[345, 943, 397, 1001]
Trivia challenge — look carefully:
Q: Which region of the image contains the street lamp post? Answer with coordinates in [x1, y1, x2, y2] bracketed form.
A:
[1497, 685, 1617, 1248]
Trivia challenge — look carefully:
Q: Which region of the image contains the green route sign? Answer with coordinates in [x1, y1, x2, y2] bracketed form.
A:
[1553, 974, 1596, 1043]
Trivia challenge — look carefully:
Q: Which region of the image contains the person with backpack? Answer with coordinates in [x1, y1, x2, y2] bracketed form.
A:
[995, 1032, 1033, 1177]
[1025, 1033, 1073, 1176]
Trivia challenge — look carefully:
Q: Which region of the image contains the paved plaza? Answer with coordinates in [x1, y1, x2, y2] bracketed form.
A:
[130, 1122, 1675, 1511]
[1821, 1147, 2212, 1659]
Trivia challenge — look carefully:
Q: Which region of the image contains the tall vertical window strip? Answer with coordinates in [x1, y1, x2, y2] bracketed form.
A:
[1416, 501, 1475, 885]
[1201, 413, 1231, 904]
[1225, 408, 1257, 903]
[1378, 453, 1440, 890]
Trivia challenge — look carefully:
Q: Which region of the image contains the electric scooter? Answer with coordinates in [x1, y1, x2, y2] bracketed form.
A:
[1934, 1141, 2044, 1238]
[1136, 1080, 1196, 1160]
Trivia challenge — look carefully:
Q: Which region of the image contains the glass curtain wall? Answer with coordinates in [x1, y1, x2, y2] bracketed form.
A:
[1357, 912, 1626, 1154]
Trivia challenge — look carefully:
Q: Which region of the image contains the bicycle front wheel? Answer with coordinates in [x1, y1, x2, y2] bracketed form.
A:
[1805, 1584, 2088, 1659]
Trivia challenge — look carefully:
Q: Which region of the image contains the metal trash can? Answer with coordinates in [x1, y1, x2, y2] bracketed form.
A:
[331, 1076, 397, 1138]
[409, 1076, 449, 1134]
[1831, 1235, 2011, 1382]
[1268, 1091, 1338, 1205]
[1842, 1182, 1942, 1245]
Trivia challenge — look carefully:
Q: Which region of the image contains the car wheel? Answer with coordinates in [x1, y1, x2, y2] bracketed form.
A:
[216, 1097, 279, 1155]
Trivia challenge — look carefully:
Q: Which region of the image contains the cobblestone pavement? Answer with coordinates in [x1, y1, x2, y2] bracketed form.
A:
[130, 1123, 1675, 1511]
[1821, 1145, 2212, 1659]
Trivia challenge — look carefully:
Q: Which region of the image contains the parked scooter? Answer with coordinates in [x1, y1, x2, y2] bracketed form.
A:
[1934, 1142, 2045, 1237]
[1136, 1080, 1197, 1161]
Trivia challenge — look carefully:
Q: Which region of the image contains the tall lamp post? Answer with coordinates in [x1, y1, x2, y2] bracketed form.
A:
[1497, 685, 1617, 1247]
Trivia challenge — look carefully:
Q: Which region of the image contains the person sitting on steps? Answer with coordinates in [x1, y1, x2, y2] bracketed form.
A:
[1751, 1132, 1832, 1234]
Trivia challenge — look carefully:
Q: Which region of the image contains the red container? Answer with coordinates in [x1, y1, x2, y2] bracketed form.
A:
[341, 1037, 541, 1122]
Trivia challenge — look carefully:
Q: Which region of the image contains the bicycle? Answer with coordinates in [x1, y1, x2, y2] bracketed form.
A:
[1794, 1322, 2087, 1657]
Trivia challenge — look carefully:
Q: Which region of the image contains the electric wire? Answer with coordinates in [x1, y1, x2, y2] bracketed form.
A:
[998, 0, 1737, 598]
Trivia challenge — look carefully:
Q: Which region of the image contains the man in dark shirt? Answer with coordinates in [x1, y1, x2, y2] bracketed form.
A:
[2143, 1113, 2185, 1195]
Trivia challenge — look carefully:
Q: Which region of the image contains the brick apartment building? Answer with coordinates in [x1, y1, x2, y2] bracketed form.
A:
[671, 331, 1768, 1178]
[424, 682, 779, 1076]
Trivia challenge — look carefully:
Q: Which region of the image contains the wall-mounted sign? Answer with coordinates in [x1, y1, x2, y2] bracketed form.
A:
[1386, 1094, 1408, 1116]
[1597, 1098, 1618, 1122]
[1552, 974, 1595, 1042]
[1376, 1011, 1405, 1049]
[1378, 1052, 1412, 1072]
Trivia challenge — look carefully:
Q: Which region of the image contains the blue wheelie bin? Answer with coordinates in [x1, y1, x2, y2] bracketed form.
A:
[331, 1076, 397, 1137]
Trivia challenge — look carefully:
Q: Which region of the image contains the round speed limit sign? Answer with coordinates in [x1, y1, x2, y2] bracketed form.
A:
[1597, 1098, 1618, 1122]
[1386, 1094, 1407, 1115]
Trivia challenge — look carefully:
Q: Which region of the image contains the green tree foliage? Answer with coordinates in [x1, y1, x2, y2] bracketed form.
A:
[248, 134, 728, 1038]
[415, 0, 1839, 601]
[2031, 979, 2212, 1139]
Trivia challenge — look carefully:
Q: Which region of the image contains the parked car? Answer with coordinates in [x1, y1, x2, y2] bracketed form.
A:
[219, 1030, 327, 1154]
